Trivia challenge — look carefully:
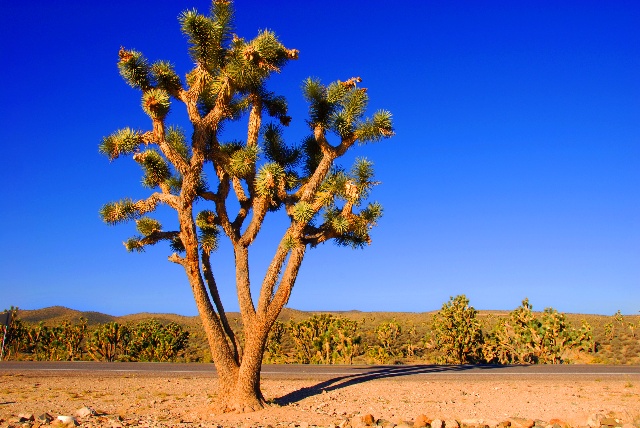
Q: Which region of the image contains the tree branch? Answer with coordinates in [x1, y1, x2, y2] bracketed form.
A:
[152, 119, 189, 176]
[201, 249, 242, 364]
[234, 245, 257, 329]
[139, 231, 180, 247]
[256, 236, 291, 316]
[238, 197, 269, 247]
[265, 245, 306, 326]
[134, 192, 179, 213]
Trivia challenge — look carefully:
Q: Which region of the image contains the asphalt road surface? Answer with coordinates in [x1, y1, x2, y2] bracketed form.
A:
[1, 362, 638, 381]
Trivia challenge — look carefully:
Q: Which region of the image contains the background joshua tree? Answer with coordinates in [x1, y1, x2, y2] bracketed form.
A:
[99, 0, 393, 412]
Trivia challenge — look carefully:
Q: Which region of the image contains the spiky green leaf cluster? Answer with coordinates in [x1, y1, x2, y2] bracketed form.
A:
[292, 201, 315, 224]
[136, 150, 171, 188]
[118, 48, 151, 90]
[316, 169, 347, 204]
[99, 128, 142, 161]
[165, 175, 183, 194]
[262, 91, 290, 125]
[360, 201, 383, 224]
[196, 210, 219, 253]
[179, 9, 227, 70]
[262, 123, 300, 169]
[100, 199, 139, 225]
[225, 31, 297, 92]
[228, 145, 259, 177]
[166, 126, 190, 162]
[255, 163, 284, 198]
[136, 217, 162, 236]
[151, 61, 182, 93]
[124, 237, 145, 253]
[355, 110, 394, 143]
[282, 234, 300, 251]
[302, 78, 335, 125]
[301, 135, 322, 177]
[196, 210, 217, 231]
[303, 77, 394, 142]
[142, 88, 171, 120]
[170, 236, 186, 253]
[200, 229, 220, 254]
[349, 158, 378, 202]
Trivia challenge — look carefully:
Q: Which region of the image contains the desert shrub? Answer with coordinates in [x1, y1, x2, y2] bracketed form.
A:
[87, 322, 131, 362]
[127, 320, 189, 362]
[289, 314, 362, 364]
[431, 295, 483, 364]
[482, 299, 591, 364]
[366, 319, 402, 364]
[58, 319, 87, 361]
[263, 320, 286, 363]
[1, 308, 27, 360]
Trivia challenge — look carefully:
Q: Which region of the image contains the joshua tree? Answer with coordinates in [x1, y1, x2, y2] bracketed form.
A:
[99, 0, 393, 412]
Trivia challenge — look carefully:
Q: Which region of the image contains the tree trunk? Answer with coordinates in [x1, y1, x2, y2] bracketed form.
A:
[217, 319, 271, 412]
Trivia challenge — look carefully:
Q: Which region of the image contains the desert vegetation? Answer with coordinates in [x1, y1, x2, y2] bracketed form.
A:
[3, 296, 638, 365]
[1, 309, 188, 362]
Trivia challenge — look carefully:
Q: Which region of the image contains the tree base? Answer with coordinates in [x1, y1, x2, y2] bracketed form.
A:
[211, 390, 267, 414]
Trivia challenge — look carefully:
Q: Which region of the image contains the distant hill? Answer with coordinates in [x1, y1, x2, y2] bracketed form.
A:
[17, 306, 116, 326]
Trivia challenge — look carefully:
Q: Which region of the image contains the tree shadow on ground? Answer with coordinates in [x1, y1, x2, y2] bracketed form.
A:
[274, 364, 504, 406]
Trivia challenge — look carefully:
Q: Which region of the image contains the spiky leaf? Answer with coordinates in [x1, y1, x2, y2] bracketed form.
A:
[166, 126, 190, 161]
[196, 210, 217, 231]
[179, 10, 225, 69]
[151, 61, 182, 93]
[255, 162, 284, 198]
[118, 48, 151, 90]
[100, 199, 139, 225]
[200, 228, 220, 253]
[355, 110, 394, 143]
[99, 128, 142, 161]
[136, 217, 162, 236]
[124, 236, 145, 253]
[228, 145, 259, 177]
[263, 123, 300, 168]
[292, 201, 315, 224]
[142, 88, 171, 120]
[135, 150, 171, 188]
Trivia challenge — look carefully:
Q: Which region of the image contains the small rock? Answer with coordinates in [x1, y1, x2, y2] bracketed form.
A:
[432, 419, 444, 428]
[37, 413, 54, 423]
[601, 418, 619, 427]
[445, 420, 460, 428]
[300, 422, 309, 428]
[361, 414, 375, 426]
[498, 422, 512, 428]
[18, 413, 35, 422]
[75, 406, 96, 418]
[587, 415, 606, 428]
[510, 419, 535, 428]
[621, 424, 635, 428]
[533, 421, 547, 428]
[414, 415, 432, 428]
[461, 419, 491, 428]
[376, 419, 395, 427]
[549, 419, 570, 428]
[57, 415, 78, 426]
[338, 419, 352, 428]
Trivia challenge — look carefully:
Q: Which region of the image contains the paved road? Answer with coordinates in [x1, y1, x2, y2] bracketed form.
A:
[1, 361, 638, 381]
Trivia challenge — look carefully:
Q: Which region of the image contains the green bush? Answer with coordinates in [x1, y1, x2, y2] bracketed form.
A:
[431, 295, 483, 364]
[482, 299, 592, 364]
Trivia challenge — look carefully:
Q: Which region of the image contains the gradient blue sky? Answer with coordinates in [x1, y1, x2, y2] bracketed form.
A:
[1, 1, 638, 316]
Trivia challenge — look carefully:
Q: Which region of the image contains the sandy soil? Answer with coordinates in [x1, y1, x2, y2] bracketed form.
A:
[1, 372, 639, 427]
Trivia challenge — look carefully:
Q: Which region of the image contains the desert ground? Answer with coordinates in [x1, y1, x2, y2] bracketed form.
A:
[1, 369, 639, 427]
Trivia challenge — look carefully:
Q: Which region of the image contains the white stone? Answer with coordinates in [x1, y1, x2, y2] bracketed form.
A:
[57, 415, 78, 426]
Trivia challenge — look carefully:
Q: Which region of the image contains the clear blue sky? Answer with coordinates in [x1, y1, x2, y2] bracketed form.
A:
[1, 1, 638, 316]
